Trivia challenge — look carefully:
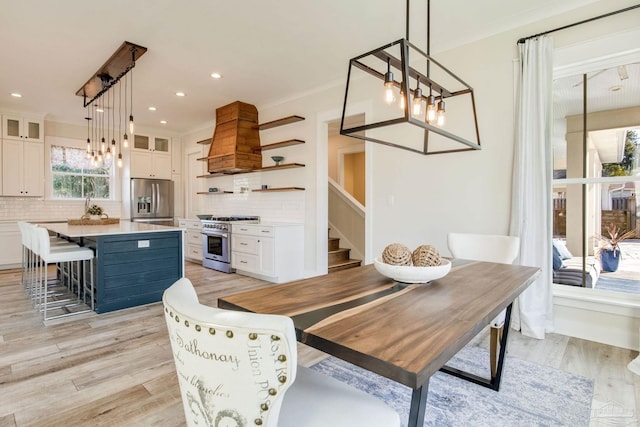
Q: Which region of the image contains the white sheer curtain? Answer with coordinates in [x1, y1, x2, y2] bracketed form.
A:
[509, 36, 554, 339]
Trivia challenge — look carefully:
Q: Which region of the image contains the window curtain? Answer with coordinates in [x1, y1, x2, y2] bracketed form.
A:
[509, 36, 554, 339]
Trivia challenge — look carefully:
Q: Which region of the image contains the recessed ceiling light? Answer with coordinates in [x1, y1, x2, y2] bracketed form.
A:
[160, 120, 167, 124]
[10, 93, 22, 98]
[95, 108, 104, 113]
[148, 106, 157, 111]
[175, 92, 186, 97]
[609, 85, 622, 92]
[210, 72, 222, 79]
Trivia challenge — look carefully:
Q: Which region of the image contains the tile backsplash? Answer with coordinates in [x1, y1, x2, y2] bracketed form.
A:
[200, 173, 305, 223]
[0, 198, 123, 222]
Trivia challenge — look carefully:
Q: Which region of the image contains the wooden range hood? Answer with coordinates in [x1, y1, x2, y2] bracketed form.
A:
[206, 101, 262, 173]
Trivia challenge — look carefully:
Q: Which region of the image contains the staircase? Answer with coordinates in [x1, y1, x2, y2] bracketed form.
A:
[328, 234, 361, 273]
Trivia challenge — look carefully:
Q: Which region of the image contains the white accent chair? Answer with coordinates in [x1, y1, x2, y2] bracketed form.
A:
[163, 278, 401, 427]
[447, 232, 520, 379]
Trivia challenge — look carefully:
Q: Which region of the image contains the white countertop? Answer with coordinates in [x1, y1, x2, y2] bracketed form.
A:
[39, 221, 182, 238]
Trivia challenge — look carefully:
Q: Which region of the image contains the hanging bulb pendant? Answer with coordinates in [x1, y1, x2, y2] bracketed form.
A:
[412, 78, 424, 117]
[117, 153, 123, 168]
[426, 94, 436, 123]
[436, 99, 446, 126]
[129, 115, 134, 134]
[383, 58, 396, 105]
[123, 133, 129, 148]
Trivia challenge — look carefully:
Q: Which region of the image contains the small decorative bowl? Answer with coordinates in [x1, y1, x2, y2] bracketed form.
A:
[373, 257, 451, 284]
[271, 155, 284, 166]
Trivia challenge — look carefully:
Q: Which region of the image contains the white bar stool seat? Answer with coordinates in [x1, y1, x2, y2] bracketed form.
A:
[33, 226, 95, 321]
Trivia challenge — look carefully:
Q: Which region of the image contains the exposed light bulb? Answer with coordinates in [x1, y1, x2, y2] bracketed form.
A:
[117, 153, 123, 168]
[383, 58, 395, 105]
[384, 87, 396, 105]
[426, 95, 436, 122]
[399, 93, 405, 111]
[106, 148, 112, 159]
[412, 80, 423, 117]
[123, 134, 129, 148]
[436, 99, 446, 126]
[129, 115, 134, 134]
[101, 140, 106, 153]
[86, 139, 91, 153]
[412, 98, 423, 116]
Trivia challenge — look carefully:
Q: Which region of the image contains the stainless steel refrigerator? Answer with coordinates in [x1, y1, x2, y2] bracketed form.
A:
[130, 178, 174, 226]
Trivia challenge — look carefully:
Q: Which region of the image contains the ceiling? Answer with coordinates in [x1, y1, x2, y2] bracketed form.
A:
[0, 0, 604, 135]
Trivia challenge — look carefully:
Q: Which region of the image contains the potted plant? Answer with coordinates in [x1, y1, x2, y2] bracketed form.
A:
[598, 224, 637, 272]
[86, 204, 104, 220]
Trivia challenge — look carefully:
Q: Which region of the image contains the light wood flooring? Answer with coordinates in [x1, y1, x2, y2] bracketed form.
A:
[1, 262, 639, 426]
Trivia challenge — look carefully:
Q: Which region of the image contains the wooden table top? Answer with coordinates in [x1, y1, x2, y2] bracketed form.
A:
[219, 260, 540, 389]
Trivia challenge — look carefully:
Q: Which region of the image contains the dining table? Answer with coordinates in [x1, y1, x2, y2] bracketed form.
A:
[218, 259, 540, 427]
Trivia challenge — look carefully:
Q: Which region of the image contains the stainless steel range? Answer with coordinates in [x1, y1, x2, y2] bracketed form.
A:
[201, 215, 260, 273]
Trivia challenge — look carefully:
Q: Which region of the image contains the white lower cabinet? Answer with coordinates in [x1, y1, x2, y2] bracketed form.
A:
[0, 222, 22, 269]
[178, 219, 203, 263]
[232, 223, 303, 283]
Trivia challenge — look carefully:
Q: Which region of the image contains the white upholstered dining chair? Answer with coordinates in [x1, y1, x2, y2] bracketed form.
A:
[447, 232, 520, 379]
[163, 278, 400, 427]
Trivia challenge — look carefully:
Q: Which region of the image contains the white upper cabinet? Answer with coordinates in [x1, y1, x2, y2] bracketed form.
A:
[132, 134, 170, 154]
[2, 114, 44, 142]
[1, 139, 44, 196]
[130, 133, 172, 179]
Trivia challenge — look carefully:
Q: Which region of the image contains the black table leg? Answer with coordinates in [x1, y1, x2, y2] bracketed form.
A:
[408, 380, 429, 427]
[439, 303, 513, 391]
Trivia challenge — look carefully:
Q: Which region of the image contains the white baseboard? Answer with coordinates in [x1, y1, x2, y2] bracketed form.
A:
[553, 285, 640, 350]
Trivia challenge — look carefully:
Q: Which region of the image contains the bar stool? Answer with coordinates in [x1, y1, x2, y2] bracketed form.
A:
[22, 223, 78, 299]
[33, 226, 95, 321]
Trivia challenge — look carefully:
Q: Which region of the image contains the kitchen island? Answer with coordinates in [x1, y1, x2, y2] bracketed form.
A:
[41, 222, 183, 313]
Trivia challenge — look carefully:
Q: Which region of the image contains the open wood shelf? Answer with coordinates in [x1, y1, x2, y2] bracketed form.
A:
[196, 191, 234, 195]
[257, 162, 305, 171]
[252, 187, 305, 192]
[196, 163, 305, 178]
[255, 115, 305, 130]
[196, 138, 212, 145]
[255, 139, 305, 152]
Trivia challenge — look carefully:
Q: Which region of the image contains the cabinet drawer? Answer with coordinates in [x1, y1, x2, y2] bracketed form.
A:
[232, 235, 259, 255]
[233, 224, 273, 236]
[186, 221, 202, 231]
[187, 244, 202, 260]
[187, 230, 202, 245]
[232, 251, 258, 271]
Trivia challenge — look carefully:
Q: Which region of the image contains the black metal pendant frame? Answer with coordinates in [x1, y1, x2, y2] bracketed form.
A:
[340, 38, 481, 155]
[76, 41, 147, 108]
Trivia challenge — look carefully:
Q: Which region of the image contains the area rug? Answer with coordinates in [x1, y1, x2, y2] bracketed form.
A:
[310, 345, 594, 427]
[596, 276, 640, 295]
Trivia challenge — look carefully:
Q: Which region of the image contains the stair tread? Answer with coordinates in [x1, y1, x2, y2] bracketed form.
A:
[328, 248, 351, 254]
[328, 258, 362, 268]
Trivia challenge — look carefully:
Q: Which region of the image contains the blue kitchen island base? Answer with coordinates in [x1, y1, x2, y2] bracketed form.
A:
[40, 222, 185, 315]
[84, 231, 183, 313]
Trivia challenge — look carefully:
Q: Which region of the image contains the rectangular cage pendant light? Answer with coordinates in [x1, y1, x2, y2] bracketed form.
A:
[340, 38, 481, 155]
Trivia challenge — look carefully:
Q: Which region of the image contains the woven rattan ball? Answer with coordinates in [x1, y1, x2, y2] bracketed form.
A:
[382, 243, 412, 266]
[412, 245, 441, 267]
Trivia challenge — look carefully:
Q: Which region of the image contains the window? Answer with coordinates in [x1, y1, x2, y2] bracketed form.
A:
[552, 62, 640, 294]
[51, 145, 113, 199]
